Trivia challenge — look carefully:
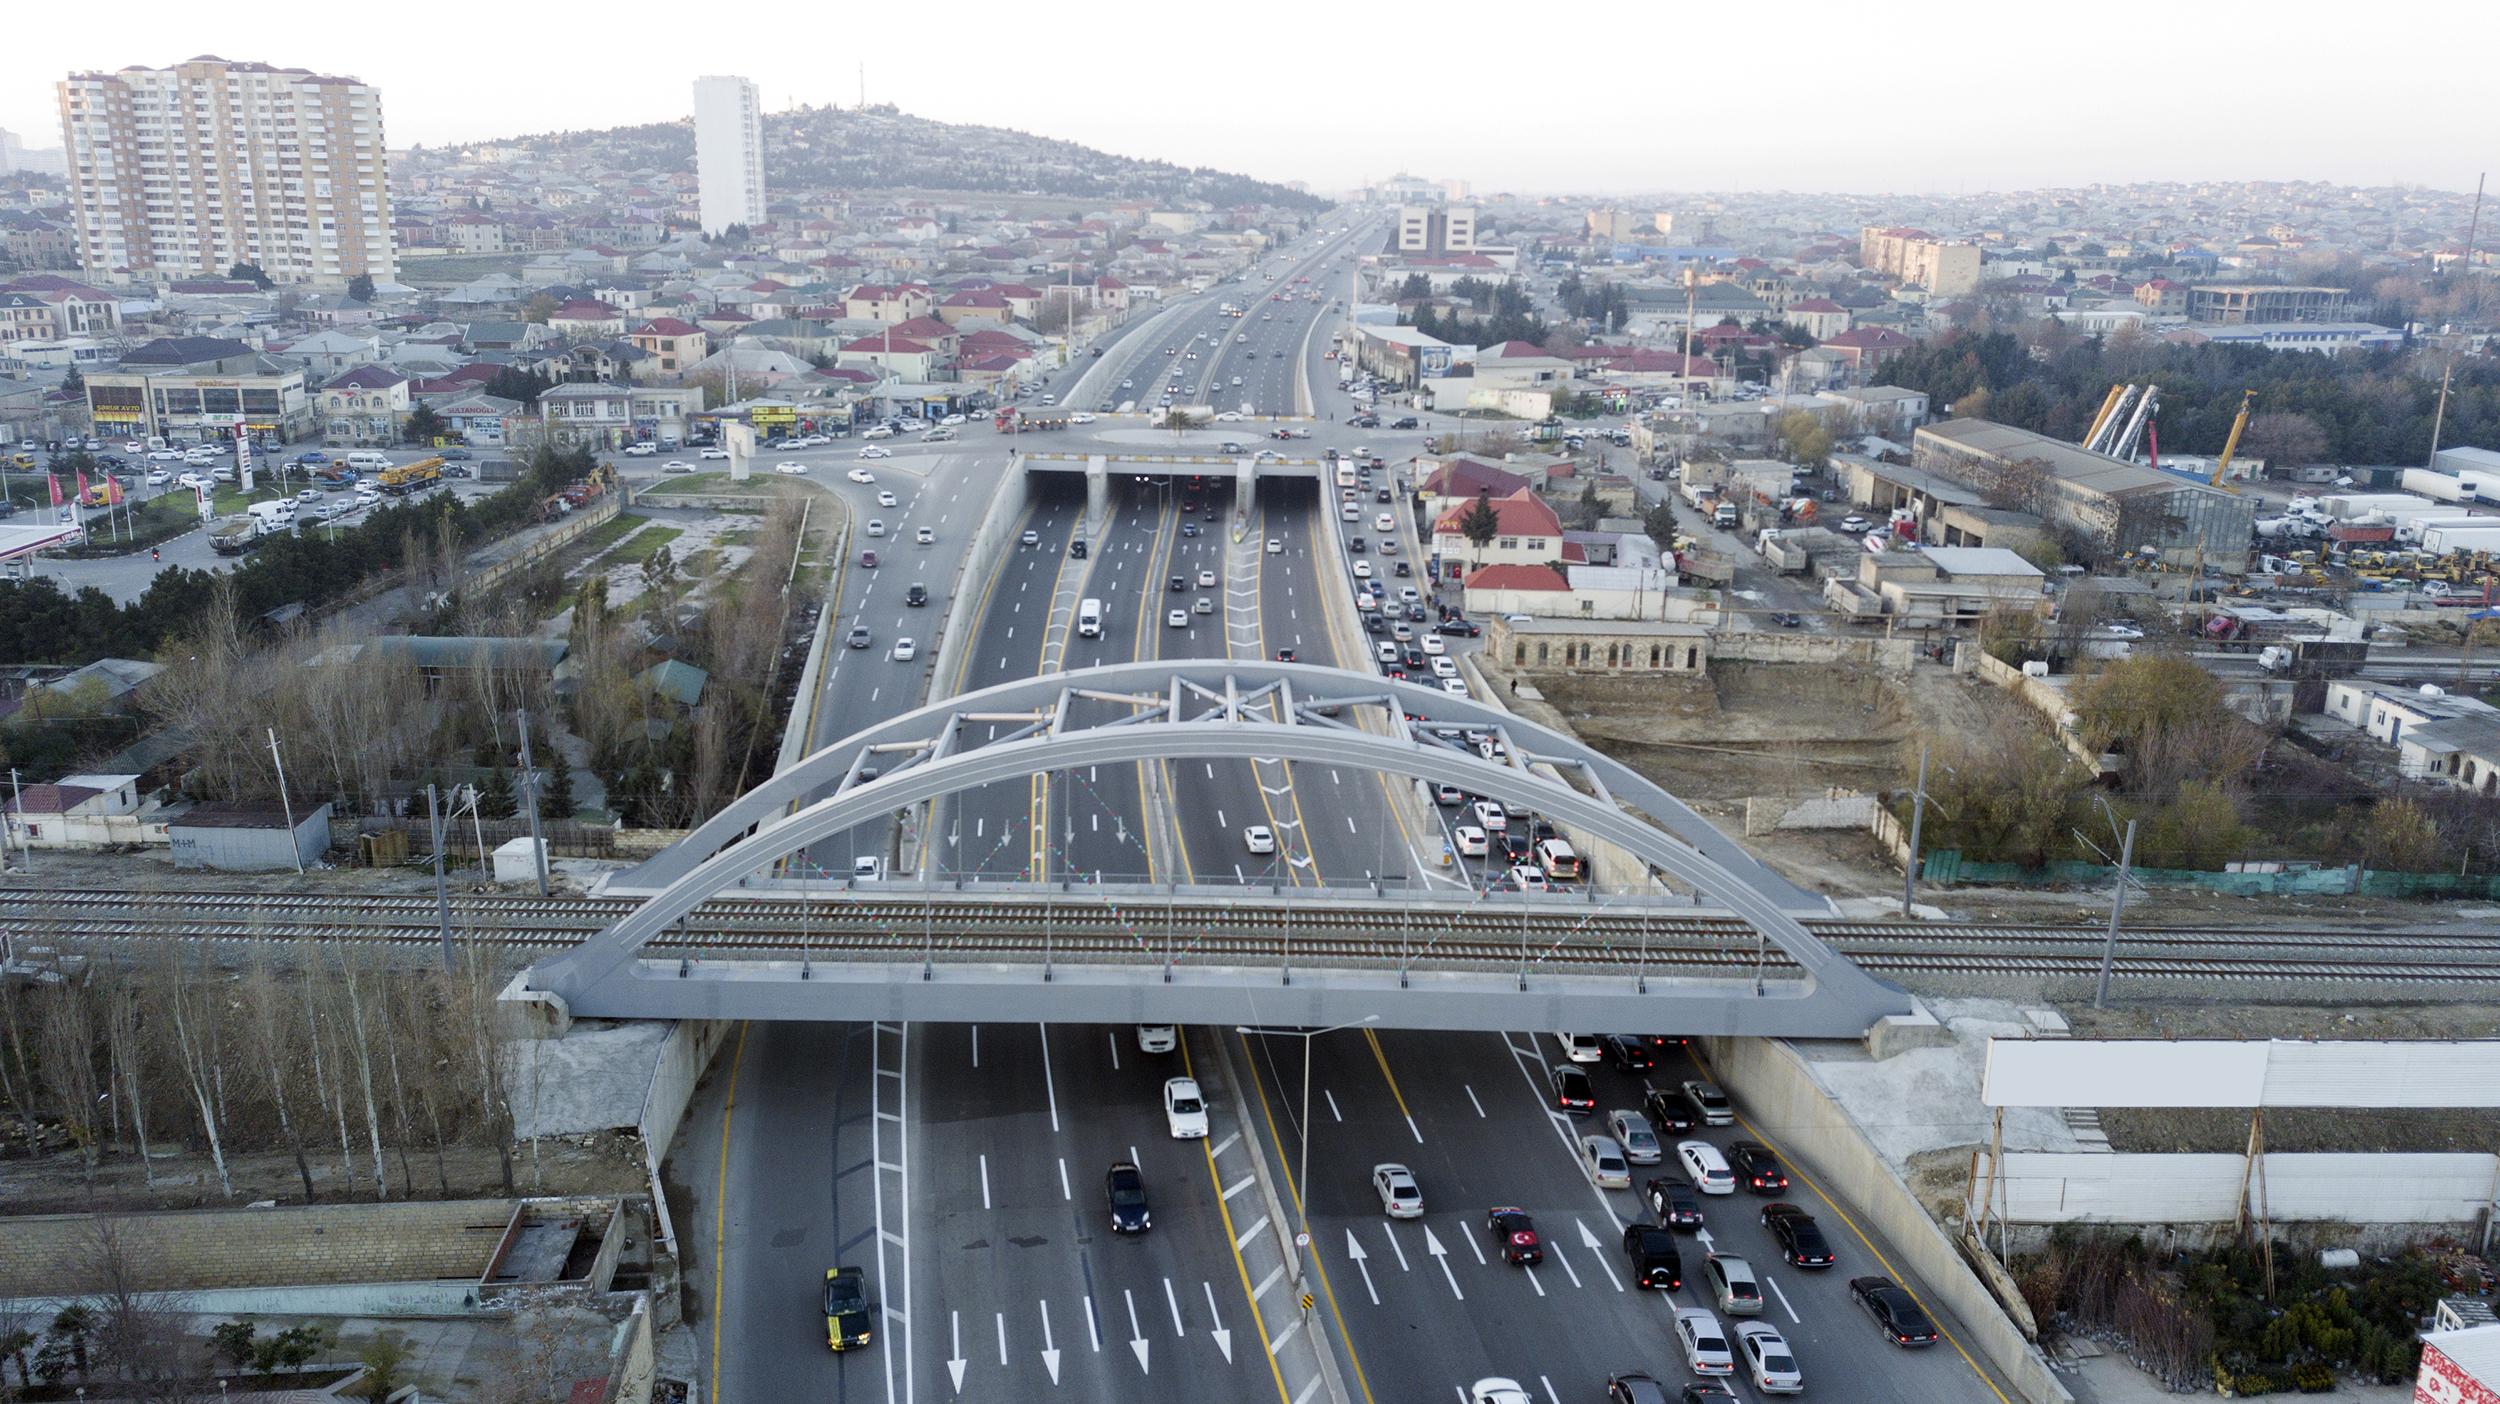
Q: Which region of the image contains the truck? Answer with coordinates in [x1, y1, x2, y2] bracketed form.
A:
[1675, 546, 1735, 585]
[1679, 480, 1718, 511]
[375, 456, 444, 496]
[2418, 524, 2500, 556]
[1712, 502, 1740, 529]
[2402, 467, 2489, 504]
[314, 465, 359, 490]
[209, 516, 270, 555]
[2257, 637, 2369, 678]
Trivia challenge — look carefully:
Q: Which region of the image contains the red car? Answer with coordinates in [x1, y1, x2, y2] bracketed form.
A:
[1486, 1207, 1543, 1265]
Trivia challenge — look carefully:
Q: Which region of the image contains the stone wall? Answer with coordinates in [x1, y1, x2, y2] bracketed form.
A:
[0, 1200, 519, 1297]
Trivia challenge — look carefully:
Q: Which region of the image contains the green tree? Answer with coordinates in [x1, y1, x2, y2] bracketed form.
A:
[1642, 502, 1679, 552]
[227, 261, 273, 289]
[2357, 797, 2442, 871]
[346, 273, 375, 303]
[61, 365, 84, 398]
[539, 747, 577, 820]
[522, 293, 559, 325]
[2068, 654, 2262, 803]
[40, 1305, 93, 1383]
[1776, 410, 1834, 469]
[1457, 491, 1501, 564]
[0, 1326, 38, 1393]
[254, 1325, 326, 1374]
[402, 404, 447, 446]
[356, 1330, 410, 1401]
[210, 1321, 259, 1372]
[480, 766, 516, 821]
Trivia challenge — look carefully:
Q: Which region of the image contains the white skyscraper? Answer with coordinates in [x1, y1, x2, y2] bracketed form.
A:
[693, 76, 765, 237]
[56, 57, 395, 284]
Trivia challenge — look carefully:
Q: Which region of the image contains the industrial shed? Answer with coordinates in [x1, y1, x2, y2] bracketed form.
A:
[1913, 419, 2257, 569]
[166, 799, 332, 871]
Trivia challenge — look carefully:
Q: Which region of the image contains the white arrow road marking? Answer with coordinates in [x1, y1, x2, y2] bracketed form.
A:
[1579, 1220, 1626, 1292]
[1344, 1228, 1379, 1304]
[1696, 1227, 1716, 1250]
[1422, 1223, 1465, 1300]
[948, 1311, 967, 1392]
[1203, 1281, 1233, 1362]
[1040, 1299, 1062, 1383]
[1383, 1224, 1410, 1272]
[1125, 1288, 1150, 1372]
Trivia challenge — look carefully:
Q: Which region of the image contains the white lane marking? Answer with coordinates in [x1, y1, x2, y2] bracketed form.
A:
[1235, 1214, 1271, 1250]
[1107, 1029, 1120, 1070]
[1124, 1288, 1150, 1372]
[1267, 1318, 1302, 1355]
[1252, 1264, 1284, 1300]
[1524, 1264, 1547, 1296]
[1222, 1175, 1256, 1201]
[1323, 1089, 1342, 1123]
[1085, 1293, 1101, 1351]
[1541, 1377, 1562, 1404]
[996, 1311, 1009, 1366]
[947, 1311, 966, 1392]
[1058, 1157, 1071, 1200]
[1343, 1229, 1378, 1304]
[1579, 1219, 1626, 1292]
[1163, 1276, 1186, 1336]
[1210, 1132, 1240, 1157]
[1383, 1224, 1411, 1272]
[1767, 1273, 1801, 1322]
[1466, 1085, 1487, 1118]
[979, 1154, 991, 1210]
[970, 1025, 979, 1068]
[1038, 1023, 1060, 1133]
[1464, 1223, 1486, 1265]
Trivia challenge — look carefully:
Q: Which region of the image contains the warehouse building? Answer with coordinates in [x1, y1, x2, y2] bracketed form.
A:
[1911, 419, 2258, 569]
[167, 800, 332, 871]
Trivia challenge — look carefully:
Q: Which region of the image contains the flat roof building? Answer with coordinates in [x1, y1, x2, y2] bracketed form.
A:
[1912, 418, 2258, 569]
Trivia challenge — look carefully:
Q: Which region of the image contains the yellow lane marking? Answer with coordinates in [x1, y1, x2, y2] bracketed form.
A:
[1360, 1027, 1416, 1127]
[1732, 1109, 2017, 1404]
[1181, 1028, 1296, 1404]
[1239, 1028, 1379, 1404]
[708, 1021, 752, 1404]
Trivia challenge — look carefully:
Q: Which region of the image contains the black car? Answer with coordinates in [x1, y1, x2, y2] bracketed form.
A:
[1642, 1088, 1695, 1137]
[1621, 1222, 1683, 1289]
[1362, 614, 1387, 635]
[1486, 1206, 1543, 1265]
[1729, 1140, 1788, 1194]
[1437, 619, 1481, 637]
[1275, 647, 1297, 663]
[1769, 611, 1803, 628]
[1849, 1276, 1939, 1346]
[1679, 1386, 1737, 1404]
[823, 1266, 876, 1351]
[1071, 539, 1089, 558]
[1607, 1035, 1654, 1072]
[1549, 1063, 1595, 1115]
[440, 447, 473, 460]
[1106, 1162, 1151, 1233]
[1394, 561, 1411, 577]
[1501, 832, 1534, 864]
[1645, 1176, 1706, 1229]
[1349, 535, 1367, 552]
[1169, 575, 1185, 592]
[1405, 603, 1428, 622]
[1607, 1373, 1673, 1404]
[1762, 1203, 1835, 1268]
[905, 584, 929, 607]
[1390, 416, 1420, 430]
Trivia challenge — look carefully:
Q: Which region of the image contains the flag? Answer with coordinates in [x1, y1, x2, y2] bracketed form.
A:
[75, 470, 91, 506]
[46, 474, 61, 507]
[106, 475, 125, 505]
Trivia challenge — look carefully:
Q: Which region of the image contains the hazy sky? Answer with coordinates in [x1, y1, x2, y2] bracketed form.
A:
[7, 0, 2492, 197]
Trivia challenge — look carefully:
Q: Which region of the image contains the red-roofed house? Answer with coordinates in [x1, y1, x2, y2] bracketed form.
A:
[1093, 276, 1133, 312]
[836, 334, 940, 379]
[1431, 488, 1566, 573]
[318, 365, 412, 446]
[2132, 278, 2188, 314]
[547, 300, 627, 338]
[629, 318, 709, 375]
[845, 283, 935, 324]
[888, 317, 959, 354]
[1781, 297, 1851, 340]
[1418, 457, 1535, 517]
[1459, 563, 1571, 616]
[1821, 326, 1913, 373]
[938, 288, 1015, 328]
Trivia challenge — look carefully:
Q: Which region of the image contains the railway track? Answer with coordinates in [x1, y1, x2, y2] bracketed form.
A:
[4, 887, 2496, 986]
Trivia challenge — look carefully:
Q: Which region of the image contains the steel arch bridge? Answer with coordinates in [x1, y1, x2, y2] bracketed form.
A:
[520, 663, 1913, 1035]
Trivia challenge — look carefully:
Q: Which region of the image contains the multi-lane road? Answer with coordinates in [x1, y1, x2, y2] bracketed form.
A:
[692, 212, 2019, 1404]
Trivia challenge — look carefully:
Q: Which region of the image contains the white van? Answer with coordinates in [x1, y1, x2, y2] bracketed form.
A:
[1536, 838, 1583, 881]
[246, 499, 297, 530]
[1077, 598, 1103, 638]
[344, 451, 390, 471]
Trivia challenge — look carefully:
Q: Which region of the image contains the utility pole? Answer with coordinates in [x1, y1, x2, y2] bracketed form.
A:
[2093, 819, 2139, 1009]
[515, 711, 550, 897]
[266, 727, 304, 874]
[6, 767, 28, 872]
[1900, 742, 1932, 917]
[425, 783, 455, 971]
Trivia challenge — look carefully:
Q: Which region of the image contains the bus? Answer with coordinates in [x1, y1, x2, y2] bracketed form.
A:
[1335, 460, 1358, 489]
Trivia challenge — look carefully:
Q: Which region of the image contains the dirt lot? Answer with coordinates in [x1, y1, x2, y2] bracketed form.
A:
[0, 1132, 650, 1216]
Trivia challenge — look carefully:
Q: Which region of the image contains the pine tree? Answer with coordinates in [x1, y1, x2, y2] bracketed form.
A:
[480, 766, 516, 820]
[539, 749, 576, 820]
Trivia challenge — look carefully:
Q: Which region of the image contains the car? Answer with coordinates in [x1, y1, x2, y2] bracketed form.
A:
[846, 626, 872, 649]
[939, 413, 966, 427]
[174, 472, 209, 490]
[859, 549, 878, 568]
[848, 468, 877, 484]
[1581, 1134, 1633, 1189]
[1170, 574, 1187, 593]
[623, 443, 656, 457]
[877, 490, 898, 507]
[865, 519, 887, 538]
[775, 439, 806, 454]
[144, 469, 173, 486]
[147, 448, 182, 462]
[1761, 1203, 1836, 1268]
[1166, 609, 1188, 628]
[890, 638, 917, 662]
[1195, 567, 1218, 588]
[774, 462, 808, 475]
[1622, 1222, 1684, 1289]
[1266, 538, 1283, 554]
[1705, 1252, 1764, 1316]
[1606, 1374, 1675, 1404]
[1643, 1087, 1698, 1136]
[905, 583, 929, 607]
[823, 1266, 876, 1351]
[1609, 1109, 1664, 1164]
[1391, 416, 1421, 430]
[861, 424, 895, 439]
[1274, 647, 1297, 663]
[1606, 1035, 1654, 1072]
[1136, 1024, 1177, 1053]
[699, 446, 730, 459]
[1646, 1176, 1706, 1228]
[1106, 1161, 1151, 1233]
[1673, 1306, 1736, 1376]
[1372, 1163, 1424, 1219]
[1506, 863, 1549, 892]
[1840, 514, 1870, 533]
[915, 527, 934, 545]
[1451, 825, 1489, 857]
[1683, 1079, 1735, 1126]
[1434, 782, 1465, 807]
[801, 434, 830, 447]
[1769, 611, 1803, 628]
[1679, 1140, 1735, 1194]
[1439, 618, 1481, 637]
[1729, 1140, 1788, 1194]
[1351, 559, 1371, 579]
[1243, 825, 1276, 855]
[1121, 379, 1135, 389]
[1470, 1381, 1533, 1404]
[662, 461, 695, 474]
[1555, 1032, 1604, 1063]
[1733, 1322, 1803, 1394]
[1021, 529, 1041, 546]
[1484, 1206, 1542, 1265]
[1068, 412, 1096, 424]
[1163, 1077, 1209, 1138]
[1849, 1275, 1940, 1346]
[857, 445, 892, 460]
[1550, 1063, 1595, 1115]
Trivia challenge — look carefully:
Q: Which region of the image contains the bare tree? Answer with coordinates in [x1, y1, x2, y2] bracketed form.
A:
[328, 949, 390, 1198]
[31, 981, 103, 1182]
[158, 947, 236, 1201]
[241, 949, 319, 1201]
[101, 970, 158, 1189]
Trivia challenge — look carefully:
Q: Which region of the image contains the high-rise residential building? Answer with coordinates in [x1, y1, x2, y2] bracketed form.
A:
[1395, 205, 1476, 255]
[56, 57, 395, 286]
[693, 76, 766, 237]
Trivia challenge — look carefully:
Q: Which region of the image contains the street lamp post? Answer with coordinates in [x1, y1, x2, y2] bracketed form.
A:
[1235, 1015, 1380, 1290]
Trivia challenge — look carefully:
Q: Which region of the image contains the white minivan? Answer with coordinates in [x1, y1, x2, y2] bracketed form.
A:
[344, 451, 390, 471]
[1078, 598, 1103, 638]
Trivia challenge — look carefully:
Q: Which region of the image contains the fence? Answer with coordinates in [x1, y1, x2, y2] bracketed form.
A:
[1990, 1151, 2500, 1226]
[1917, 848, 2500, 899]
[339, 815, 618, 860]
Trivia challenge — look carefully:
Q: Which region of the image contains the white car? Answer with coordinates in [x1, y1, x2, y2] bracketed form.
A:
[1674, 1307, 1736, 1376]
[876, 490, 898, 507]
[1608, 1109, 1664, 1164]
[774, 462, 807, 475]
[144, 469, 173, 486]
[775, 439, 806, 453]
[1473, 801, 1508, 833]
[861, 424, 895, 440]
[891, 638, 917, 662]
[1431, 656, 1459, 679]
[866, 520, 887, 538]
[1163, 1077, 1209, 1138]
[848, 468, 877, 484]
[623, 443, 656, 456]
[699, 446, 729, 459]
[661, 460, 693, 474]
[1469, 1379, 1533, 1404]
[801, 434, 830, 447]
[1136, 1024, 1177, 1054]
[148, 448, 183, 462]
[1214, 411, 1244, 422]
[1679, 1139, 1737, 1194]
[1555, 1032, 1604, 1063]
[857, 446, 891, 460]
[1167, 609, 1188, 628]
[938, 414, 966, 427]
[1352, 560, 1372, 579]
[1421, 634, 1446, 656]
[854, 856, 883, 880]
[1371, 1163, 1423, 1219]
[915, 527, 935, 545]
[1452, 825, 1489, 857]
[1196, 568, 1217, 587]
[1243, 825, 1276, 855]
[1266, 538, 1283, 554]
[1508, 865, 1550, 893]
[1069, 412, 1097, 424]
[1706, 1251, 1765, 1317]
[174, 472, 209, 490]
[1580, 1134, 1633, 1190]
[1440, 677, 1471, 697]
[1734, 1322, 1803, 1394]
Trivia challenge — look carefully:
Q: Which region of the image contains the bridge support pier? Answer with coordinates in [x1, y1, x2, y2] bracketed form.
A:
[1085, 454, 1109, 536]
[1234, 456, 1257, 520]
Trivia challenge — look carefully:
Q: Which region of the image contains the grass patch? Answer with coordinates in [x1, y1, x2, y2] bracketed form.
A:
[53, 494, 205, 556]
[572, 511, 657, 557]
[641, 471, 732, 495]
[607, 524, 683, 563]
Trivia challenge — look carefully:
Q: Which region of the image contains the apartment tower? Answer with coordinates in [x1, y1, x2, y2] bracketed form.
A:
[57, 56, 395, 285]
[693, 75, 766, 237]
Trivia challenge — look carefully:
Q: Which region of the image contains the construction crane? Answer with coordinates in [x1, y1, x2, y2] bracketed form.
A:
[2207, 390, 2255, 492]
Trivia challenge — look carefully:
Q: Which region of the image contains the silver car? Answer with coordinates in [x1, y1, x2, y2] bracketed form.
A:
[1371, 1162, 1423, 1219]
[1580, 1134, 1632, 1190]
[1607, 1109, 1664, 1165]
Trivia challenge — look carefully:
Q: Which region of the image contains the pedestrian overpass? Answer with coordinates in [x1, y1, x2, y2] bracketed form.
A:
[515, 663, 1914, 1036]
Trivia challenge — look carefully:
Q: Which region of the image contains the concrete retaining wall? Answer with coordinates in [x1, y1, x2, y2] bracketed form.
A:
[1710, 631, 1918, 672]
[465, 495, 621, 596]
[775, 503, 853, 778]
[1694, 1035, 2072, 1404]
[0, 1200, 523, 1296]
[0, 1282, 489, 1318]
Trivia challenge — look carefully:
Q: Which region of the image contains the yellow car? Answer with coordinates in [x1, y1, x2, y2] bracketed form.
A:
[824, 1266, 875, 1351]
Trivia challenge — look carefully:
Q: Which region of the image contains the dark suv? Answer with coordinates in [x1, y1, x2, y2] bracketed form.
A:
[1622, 1223, 1684, 1289]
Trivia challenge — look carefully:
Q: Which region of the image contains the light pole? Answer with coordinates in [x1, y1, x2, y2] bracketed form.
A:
[1235, 1014, 1379, 1288]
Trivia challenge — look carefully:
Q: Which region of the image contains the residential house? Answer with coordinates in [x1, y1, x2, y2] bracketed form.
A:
[319, 366, 413, 446]
[1821, 545, 2046, 626]
[1782, 297, 1852, 340]
[1460, 563, 1573, 617]
[627, 317, 709, 377]
[1431, 487, 1572, 573]
[1818, 326, 1914, 377]
[547, 299, 627, 339]
[844, 283, 935, 323]
[836, 333, 941, 380]
[274, 327, 384, 376]
[536, 380, 633, 447]
[1489, 616, 1709, 673]
[428, 391, 525, 446]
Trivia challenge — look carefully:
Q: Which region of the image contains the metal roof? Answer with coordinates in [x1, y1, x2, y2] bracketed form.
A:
[1919, 419, 2238, 502]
